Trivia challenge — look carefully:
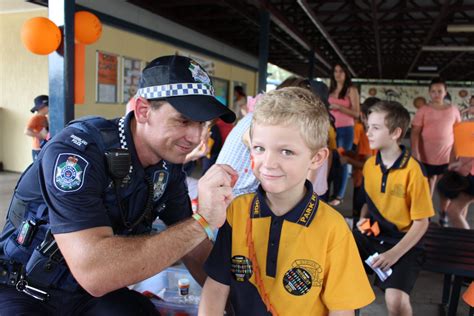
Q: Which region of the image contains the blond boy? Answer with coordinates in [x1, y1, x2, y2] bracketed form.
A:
[199, 87, 375, 316]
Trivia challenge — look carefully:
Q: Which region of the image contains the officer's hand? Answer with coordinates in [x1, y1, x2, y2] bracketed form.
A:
[197, 164, 238, 228]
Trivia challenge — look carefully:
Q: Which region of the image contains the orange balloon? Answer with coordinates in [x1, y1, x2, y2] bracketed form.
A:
[75, 11, 102, 44]
[21, 17, 61, 55]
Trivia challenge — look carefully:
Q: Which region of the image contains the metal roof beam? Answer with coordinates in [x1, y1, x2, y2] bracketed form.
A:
[297, 0, 356, 76]
[371, 0, 382, 78]
[254, 0, 331, 69]
[405, 0, 453, 78]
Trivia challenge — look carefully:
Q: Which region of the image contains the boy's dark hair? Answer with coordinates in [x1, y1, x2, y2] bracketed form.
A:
[361, 97, 381, 117]
[429, 77, 447, 90]
[369, 101, 411, 141]
[234, 86, 246, 97]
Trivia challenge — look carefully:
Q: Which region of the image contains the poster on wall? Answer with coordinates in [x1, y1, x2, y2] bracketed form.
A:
[122, 57, 142, 103]
[360, 84, 474, 117]
[96, 51, 118, 103]
[211, 77, 229, 106]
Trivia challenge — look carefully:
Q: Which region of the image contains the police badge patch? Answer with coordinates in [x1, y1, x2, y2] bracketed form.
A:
[54, 153, 89, 192]
[188, 61, 212, 88]
[153, 170, 169, 202]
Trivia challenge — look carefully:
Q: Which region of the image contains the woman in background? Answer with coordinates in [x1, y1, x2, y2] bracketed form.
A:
[328, 64, 360, 206]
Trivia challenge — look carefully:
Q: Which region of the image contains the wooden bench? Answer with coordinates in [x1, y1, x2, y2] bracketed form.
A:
[422, 224, 474, 316]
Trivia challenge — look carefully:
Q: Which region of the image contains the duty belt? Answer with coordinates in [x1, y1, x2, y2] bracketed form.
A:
[0, 260, 50, 301]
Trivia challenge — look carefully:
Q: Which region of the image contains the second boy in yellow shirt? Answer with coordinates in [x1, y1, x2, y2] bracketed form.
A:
[355, 101, 434, 316]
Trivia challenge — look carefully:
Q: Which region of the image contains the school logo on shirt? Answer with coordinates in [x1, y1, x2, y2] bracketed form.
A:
[283, 259, 323, 296]
[389, 183, 406, 198]
[54, 153, 89, 192]
[153, 170, 169, 202]
[231, 255, 253, 282]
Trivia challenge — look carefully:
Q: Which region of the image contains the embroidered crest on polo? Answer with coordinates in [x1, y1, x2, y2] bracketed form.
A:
[137, 82, 214, 100]
[54, 153, 89, 192]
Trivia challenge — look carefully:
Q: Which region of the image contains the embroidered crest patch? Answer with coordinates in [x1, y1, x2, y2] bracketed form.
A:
[231, 255, 253, 282]
[153, 170, 169, 202]
[283, 259, 323, 296]
[54, 153, 89, 192]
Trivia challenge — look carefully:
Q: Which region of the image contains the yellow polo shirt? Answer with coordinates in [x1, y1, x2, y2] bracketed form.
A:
[205, 181, 375, 315]
[362, 146, 434, 235]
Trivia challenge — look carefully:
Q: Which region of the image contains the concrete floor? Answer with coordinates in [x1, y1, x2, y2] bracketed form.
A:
[0, 170, 472, 315]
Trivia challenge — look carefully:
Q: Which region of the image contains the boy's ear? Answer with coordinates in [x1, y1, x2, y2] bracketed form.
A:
[134, 97, 151, 124]
[390, 127, 403, 142]
[309, 147, 329, 170]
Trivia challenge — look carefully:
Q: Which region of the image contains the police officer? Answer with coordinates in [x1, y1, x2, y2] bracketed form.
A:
[0, 55, 237, 315]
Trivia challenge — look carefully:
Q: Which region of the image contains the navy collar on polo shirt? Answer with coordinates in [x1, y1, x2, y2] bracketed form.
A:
[251, 180, 319, 227]
[375, 145, 410, 173]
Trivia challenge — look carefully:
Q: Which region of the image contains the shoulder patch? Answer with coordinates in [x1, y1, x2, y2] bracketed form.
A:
[54, 153, 89, 192]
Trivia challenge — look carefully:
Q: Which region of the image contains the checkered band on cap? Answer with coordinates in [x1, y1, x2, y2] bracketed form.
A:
[137, 83, 215, 100]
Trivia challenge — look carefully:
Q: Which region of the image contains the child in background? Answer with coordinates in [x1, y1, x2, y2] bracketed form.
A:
[200, 87, 375, 316]
[411, 78, 461, 226]
[355, 101, 434, 316]
[25, 95, 49, 161]
[461, 95, 474, 120]
[412, 96, 426, 110]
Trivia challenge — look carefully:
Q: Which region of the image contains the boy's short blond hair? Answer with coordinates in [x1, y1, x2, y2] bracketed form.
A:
[369, 101, 411, 141]
[251, 87, 329, 152]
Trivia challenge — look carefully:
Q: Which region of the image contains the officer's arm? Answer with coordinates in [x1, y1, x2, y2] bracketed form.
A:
[181, 239, 213, 286]
[54, 219, 208, 297]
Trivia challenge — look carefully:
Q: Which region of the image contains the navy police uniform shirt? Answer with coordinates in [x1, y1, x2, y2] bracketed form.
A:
[16, 111, 192, 236]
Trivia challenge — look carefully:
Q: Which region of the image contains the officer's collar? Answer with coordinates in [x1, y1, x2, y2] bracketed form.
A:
[251, 180, 319, 227]
[120, 111, 140, 169]
[375, 145, 410, 172]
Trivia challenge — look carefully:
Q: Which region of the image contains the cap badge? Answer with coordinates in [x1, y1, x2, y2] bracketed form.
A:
[188, 60, 211, 87]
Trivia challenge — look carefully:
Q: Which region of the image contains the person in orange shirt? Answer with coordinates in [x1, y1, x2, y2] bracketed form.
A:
[25, 95, 49, 161]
